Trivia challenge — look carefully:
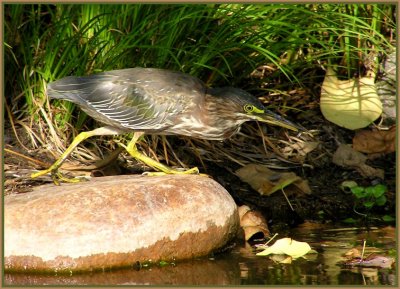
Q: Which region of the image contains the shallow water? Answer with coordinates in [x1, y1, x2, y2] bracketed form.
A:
[5, 225, 397, 286]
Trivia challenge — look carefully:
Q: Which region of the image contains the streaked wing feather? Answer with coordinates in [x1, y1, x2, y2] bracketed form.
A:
[47, 68, 206, 132]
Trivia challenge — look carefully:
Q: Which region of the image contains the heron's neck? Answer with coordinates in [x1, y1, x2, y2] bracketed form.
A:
[200, 94, 247, 139]
[163, 94, 247, 140]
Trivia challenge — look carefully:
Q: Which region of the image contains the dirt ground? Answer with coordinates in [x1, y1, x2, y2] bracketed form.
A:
[210, 123, 396, 230]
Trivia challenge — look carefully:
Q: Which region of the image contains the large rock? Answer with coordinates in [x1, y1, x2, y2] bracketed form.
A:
[376, 48, 396, 124]
[4, 175, 239, 273]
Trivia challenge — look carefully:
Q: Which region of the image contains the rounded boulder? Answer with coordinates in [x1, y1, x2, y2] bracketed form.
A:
[4, 174, 239, 273]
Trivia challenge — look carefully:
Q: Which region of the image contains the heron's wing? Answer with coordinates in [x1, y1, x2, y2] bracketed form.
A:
[47, 68, 207, 131]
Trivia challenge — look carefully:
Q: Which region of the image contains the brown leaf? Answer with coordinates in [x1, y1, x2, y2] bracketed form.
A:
[332, 144, 384, 179]
[344, 254, 395, 269]
[238, 205, 270, 241]
[236, 164, 311, 196]
[283, 141, 319, 157]
[344, 248, 361, 259]
[332, 144, 367, 166]
[353, 126, 396, 155]
[238, 205, 252, 220]
[292, 178, 312, 195]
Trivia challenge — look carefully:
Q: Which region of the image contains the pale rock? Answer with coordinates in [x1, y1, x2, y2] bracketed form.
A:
[4, 175, 239, 272]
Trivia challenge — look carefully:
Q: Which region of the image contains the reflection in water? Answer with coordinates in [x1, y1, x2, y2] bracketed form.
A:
[5, 258, 241, 286]
[5, 226, 396, 286]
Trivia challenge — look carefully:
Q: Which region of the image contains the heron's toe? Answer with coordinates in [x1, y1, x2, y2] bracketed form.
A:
[142, 166, 200, 176]
[31, 168, 90, 185]
[52, 172, 90, 185]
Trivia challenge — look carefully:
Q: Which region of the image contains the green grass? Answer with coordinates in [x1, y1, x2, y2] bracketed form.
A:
[4, 3, 396, 153]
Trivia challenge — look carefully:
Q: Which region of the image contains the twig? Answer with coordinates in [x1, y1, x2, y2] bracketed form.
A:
[281, 188, 295, 211]
[161, 135, 169, 165]
[4, 98, 31, 151]
[186, 138, 207, 170]
[360, 239, 366, 264]
[264, 233, 279, 246]
[4, 148, 49, 167]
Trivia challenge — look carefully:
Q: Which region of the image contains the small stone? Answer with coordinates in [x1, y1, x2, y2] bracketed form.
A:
[5, 175, 239, 273]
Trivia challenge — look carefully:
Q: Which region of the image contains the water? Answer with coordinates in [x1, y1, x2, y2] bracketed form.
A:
[4, 225, 396, 286]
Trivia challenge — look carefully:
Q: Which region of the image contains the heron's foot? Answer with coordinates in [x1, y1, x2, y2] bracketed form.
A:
[120, 136, 210, 177]
[31, 168, 89, 185]
[142, 166, 200, 176]
[143, 167, 210, 178]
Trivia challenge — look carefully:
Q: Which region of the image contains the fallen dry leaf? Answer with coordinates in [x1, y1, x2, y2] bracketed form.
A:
[344, 248, 361, 259]
[256, 237, 312, 259]
[343, 254, 395, 269]
[236, 164, 311, 197]
[282, 141, 319, 157]
[238, 205, 252, 220]
[320, 67, 382, 130]
[238, 205, 270, 241]
[332, 144, 384, 179]
[353, 126, 396, 155]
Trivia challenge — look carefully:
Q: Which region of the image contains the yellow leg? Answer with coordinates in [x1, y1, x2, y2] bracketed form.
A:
[32, 128, 202, 184]
[31, 126, 122, 183]
[121, 132, 200, 175]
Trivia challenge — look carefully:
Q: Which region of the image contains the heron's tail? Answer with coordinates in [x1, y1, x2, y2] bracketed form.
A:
[47, 75, 106, 105]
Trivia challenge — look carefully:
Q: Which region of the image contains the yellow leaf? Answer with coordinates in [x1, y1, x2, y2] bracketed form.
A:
[320, 67, 382, 130]
[256, 237, 312, 258]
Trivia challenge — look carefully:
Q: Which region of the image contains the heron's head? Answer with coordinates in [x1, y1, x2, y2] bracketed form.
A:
[207, 87, 300, 131]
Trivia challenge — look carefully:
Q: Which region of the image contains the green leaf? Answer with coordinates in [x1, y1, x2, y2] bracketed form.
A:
[351, 186, 365, 198]
[340, 180, 358, 193]
[159, 260, 169, 266]
[375, 195, 387, 206]
[363, 200, 375, 208]
[382, 215, 395, 222]
[364, 186, 375, 197]
[371, 184, 387, 198]
[343, 217, 357, 224]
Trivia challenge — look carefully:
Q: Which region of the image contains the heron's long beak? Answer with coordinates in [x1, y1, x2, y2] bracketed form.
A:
[257, 110, 301, 131]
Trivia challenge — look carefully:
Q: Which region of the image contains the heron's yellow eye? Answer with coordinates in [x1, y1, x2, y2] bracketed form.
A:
[244, 104, 254, 113]
[244, 104, 264, 114]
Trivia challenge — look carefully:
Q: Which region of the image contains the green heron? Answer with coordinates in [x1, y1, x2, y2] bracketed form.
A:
[31, 67, 300, 182]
